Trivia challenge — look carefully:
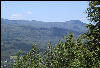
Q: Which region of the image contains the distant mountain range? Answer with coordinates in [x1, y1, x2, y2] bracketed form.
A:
[1, 18, 86, 32]
[1, 18, 87, 60]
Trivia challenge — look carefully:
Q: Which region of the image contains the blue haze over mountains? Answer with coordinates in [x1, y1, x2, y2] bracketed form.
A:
[1, 18, 87, 60]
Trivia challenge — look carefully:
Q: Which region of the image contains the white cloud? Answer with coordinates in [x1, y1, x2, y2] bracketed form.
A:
[1, 6, 6, 9]
[1, 3, 6, 9]
[10, 14, 24, 20]
[27, 11, 32, 15]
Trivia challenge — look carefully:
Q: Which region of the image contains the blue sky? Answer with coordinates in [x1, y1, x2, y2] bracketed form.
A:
[1, 1, 90, 23]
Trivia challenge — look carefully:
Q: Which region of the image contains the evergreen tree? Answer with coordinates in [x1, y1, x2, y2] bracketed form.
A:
[13, 44, 42, 68]
[82, 1, 100, 67]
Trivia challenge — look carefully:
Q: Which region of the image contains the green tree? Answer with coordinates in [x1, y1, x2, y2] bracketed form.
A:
[82, 1, 100, 67]
[42, 32, 88, 68]
[43, 33, 76, 68]
[13, 44, 43, 68]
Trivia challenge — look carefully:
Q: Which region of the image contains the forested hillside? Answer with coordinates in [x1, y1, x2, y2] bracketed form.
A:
[1, 18, 86, 60]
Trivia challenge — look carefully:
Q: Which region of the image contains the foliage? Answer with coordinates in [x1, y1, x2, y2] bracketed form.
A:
[13, 44, 43, 68]
[12, 32, 97, 68]
[82, 1, 100, 67]
[87, 1, 100, 23]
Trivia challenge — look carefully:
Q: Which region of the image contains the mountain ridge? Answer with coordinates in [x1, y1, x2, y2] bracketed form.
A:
[1, 18, 87, 60]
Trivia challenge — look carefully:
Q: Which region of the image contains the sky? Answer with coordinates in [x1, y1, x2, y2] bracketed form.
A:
[1, 1, 90, 24]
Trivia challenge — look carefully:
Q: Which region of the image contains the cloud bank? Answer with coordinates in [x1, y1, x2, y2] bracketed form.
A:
[10, 14, 24, 20]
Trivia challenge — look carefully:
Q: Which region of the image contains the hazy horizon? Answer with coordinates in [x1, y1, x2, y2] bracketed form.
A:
[1, 17, 86, 24]
[1, 1, 90, 24]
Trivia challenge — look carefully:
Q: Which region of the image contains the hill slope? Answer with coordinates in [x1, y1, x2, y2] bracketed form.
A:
[1, 18, 87, 60]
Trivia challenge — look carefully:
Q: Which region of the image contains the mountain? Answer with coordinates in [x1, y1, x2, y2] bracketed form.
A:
[1, 18, 87, 60]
